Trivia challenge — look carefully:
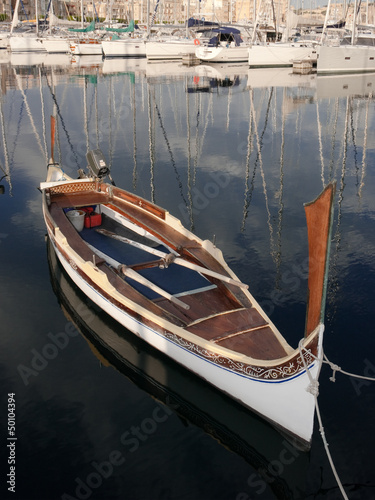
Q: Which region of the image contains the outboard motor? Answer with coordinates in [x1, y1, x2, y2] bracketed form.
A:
[86, 149, 110, 179]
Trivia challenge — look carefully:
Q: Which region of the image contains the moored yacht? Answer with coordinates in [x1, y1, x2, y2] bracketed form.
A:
[195, 27, 251, 63]
[317, 32, 375, 74]
[249, 42, 318, 68]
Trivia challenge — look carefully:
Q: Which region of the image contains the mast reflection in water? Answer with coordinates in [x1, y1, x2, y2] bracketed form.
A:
[1, 56, 375, 500]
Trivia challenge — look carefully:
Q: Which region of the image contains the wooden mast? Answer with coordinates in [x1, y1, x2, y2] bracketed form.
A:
[304, 183, 336, 337]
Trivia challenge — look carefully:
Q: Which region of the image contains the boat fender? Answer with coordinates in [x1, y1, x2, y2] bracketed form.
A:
[194, 39, 200, 46]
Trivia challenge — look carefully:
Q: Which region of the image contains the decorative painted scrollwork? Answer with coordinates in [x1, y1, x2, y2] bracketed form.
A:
[163, 331, 314, 381]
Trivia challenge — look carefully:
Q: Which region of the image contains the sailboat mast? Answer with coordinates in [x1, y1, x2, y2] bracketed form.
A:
[10, 0, 20, 34]
[351, 0, 358, 45]
[35, 0, 39, 35]
[81, 0, 84, 28]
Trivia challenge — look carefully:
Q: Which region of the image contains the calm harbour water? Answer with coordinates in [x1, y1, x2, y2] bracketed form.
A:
[1, 52, 375, 500]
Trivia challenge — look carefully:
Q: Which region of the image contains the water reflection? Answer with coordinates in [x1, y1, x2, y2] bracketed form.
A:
[1, 55, 374, 294]
[1, 54, 375, 498]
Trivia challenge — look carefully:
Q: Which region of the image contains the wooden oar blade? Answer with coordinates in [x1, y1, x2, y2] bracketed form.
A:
[304, 182, 336, 337]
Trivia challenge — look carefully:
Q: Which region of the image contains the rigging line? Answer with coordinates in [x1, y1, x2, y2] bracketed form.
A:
[0, 99, 12, 195]
[193, 92, 201, 186]
[107, 77, 113, 170]
[147, 83, 155, 203]
[86, 77, 97, 144]
[256, 87, 276, 262]
[95, 77, 99, 149]
[151, 90, 188, 210]
[83, 75, 89, 155]
[13, 69, 45, 160]
[241, 86, 267, 232]
[43, 70, 79, 170]
[196, 91, 212, 162]
[54, 74, 69, 165]
[226, 84, 232, 131]
[10, 97, 24, 173]
[39, 67, 48, 163]
[328, 98, 340, 182]
[274, 88, 286, 290]
[167, 82, 180, 136]
[349, 98, 359, 189]
[328, 97, 349, 326]
[241, 89, 254, 233]
[316, 98, 325, 187]
[110, 75, 127, 157]
[132, 81, 138, 191]
[243, 87, 275, 260]
[358, 91, 371, 202]
[185, 81, 194, 231]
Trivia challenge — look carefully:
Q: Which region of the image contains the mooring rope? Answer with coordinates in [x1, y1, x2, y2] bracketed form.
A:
[298, 330, 349, 500]
[322, 353, 375, 383]
[299, 328, 375, 499]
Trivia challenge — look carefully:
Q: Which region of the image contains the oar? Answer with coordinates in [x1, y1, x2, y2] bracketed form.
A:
[96, 228, 249, 290]
[86, 243, 190, 310]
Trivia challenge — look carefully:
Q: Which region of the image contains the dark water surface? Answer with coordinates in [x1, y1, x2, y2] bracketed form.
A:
[1, 53, 375, 500]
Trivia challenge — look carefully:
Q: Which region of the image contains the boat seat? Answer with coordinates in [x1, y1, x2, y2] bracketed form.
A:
[186, 308, 289, 360]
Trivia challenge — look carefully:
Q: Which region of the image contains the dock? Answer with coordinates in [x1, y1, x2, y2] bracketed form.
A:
[182, 53, 201, 66]
[292, 58, 317, 74]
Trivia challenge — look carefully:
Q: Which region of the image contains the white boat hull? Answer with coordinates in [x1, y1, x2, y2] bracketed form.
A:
[102, 39, 146, 58]
[317, 45, 375, 74]
[249, 43, 318, 67]
[145, 40, 196, 60]
[43, 38, 71, 54]
[9, 35, 46, 53]
[0, 35, 8, 49]
[70, 40, 102, 56]
[196, 44, 249, 63]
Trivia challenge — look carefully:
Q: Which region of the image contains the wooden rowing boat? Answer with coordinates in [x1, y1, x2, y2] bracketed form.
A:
[47, 236, 309, 496]
[40, 149, 335, 450]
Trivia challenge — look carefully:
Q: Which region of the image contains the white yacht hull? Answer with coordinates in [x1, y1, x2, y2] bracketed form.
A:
[317, 45, 375, 74]
[249, 43, 317, 67]
[145, 40, 196, 60]
[43, 38, 71, 54]
[9, 35, 46, 53]
[70, 40, 102, 56]
[196, 44, 249, 62]
[102, 39, 146, 58]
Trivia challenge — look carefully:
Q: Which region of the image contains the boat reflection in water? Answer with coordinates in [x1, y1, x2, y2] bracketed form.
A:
[47, 237, 309, 499]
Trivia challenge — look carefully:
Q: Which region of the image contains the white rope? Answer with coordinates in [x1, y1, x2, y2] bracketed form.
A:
[298, 334, 349, 500]
[298, 327, 375, 499]
[323, 353, 375, 383]
[314, 398, 349, 500]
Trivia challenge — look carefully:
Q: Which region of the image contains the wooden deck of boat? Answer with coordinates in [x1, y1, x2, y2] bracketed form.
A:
[156, 297, 289, 359]
[49, 186, 290, 361]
